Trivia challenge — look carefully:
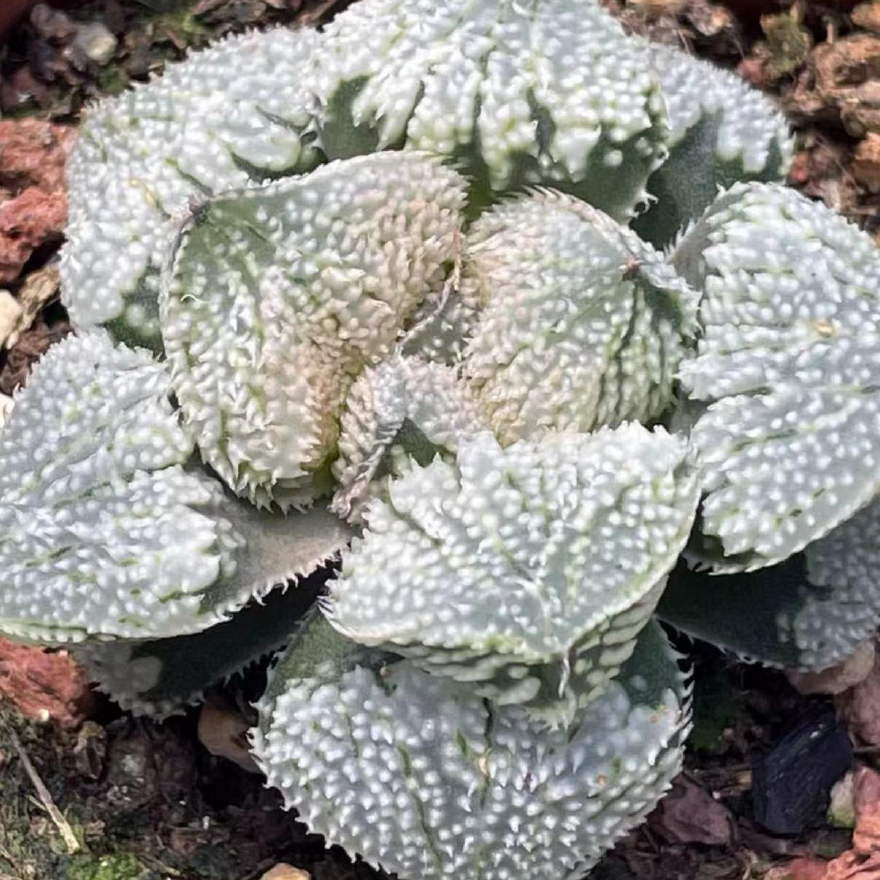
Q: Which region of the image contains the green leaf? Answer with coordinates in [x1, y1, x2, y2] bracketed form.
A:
[325, 424, 700, 720]
[633, 41, 793, 246]
[252, 615, 690, 880]
[675, 182, 880, 572]
[661, 498, 880, 671]
[314, 0, 668, 218]
[0, 332, 351, 644]
[75, 570, 329, 717]
[61, 26, 322, 351]
[462, 191, 698, 444]
[332, 354, 487, 522]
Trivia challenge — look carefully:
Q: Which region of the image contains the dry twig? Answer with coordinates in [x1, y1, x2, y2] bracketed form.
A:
[9, 730, 80, 855]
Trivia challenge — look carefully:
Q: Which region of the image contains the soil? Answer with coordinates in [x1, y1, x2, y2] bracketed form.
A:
[1, 0, 880, 878]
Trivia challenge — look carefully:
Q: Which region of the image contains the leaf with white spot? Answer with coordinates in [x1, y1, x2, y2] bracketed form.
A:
[675, 182, 880, 572]
[161, 152, 467, 511]
[462, 191, 698, 444]
[399, 273, 481, 365]
[325, 424, 700, 721]
[332, 354, 487, 522]
[252, 613, 690, 880]
[0, 332, 351, 644]
[633, 41, 793, 246]
[314, 0, 668, 218]
[76, 567, 331, 717]
[661, 498, 880, 672]
[61, 27, 322, 351]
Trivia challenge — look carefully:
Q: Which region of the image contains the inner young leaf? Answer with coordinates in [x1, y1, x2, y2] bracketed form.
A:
[161, 152, 467, 510]
[463, 191, 698, 444]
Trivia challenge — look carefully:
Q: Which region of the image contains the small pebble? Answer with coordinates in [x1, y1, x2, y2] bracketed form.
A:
[259, 865, 312, 880]
[0, 394, 12, 434]
[0, 290, 22, 349]
[73, 22, 118, 65]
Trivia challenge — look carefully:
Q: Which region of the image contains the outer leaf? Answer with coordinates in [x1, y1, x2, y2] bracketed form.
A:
[463, 191, 698, 444]
[61, 27, 322, 351]
[674, 182, 880, 572]
[314, 0, 668, 218]
[661, 499, 880, 672]
[161, 152, 466, 510]
[332, 354, 487, 522]
[633, 42, 793, 246]
[0, 333, 351, 644]
[252, 614, 690, 880]
[800, 498, 880, 669]
[75, 568, 331, 717]
[325, 425, 700, 720]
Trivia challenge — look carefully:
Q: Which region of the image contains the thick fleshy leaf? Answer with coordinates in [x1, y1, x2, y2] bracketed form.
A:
[462, 191, 698, 444]
[161, 152, 467, 510]
[314, 0, 668, 218]
[675, 183, 880, 572]
[633, 42, 793, 246]
[663, 493, 880, 672]
[800, 498, 880, 669]
[332, 354, 487, 522]
[61, 27, 322, 351]
[325, 425, 700, 720]
[75, 568, 331, 717]
[399, 273, 481, 365]
[0, 332, 351, 644]
[252, 614, 690, 880]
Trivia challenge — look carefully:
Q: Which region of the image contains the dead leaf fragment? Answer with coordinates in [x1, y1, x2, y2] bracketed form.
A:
[0, 318, 70, 396]
[0, 290, 23, 349]
[852, 1, 880, 33]
[197, 704, 260, 773]
[73, 721, 108, 780]
[813, 35, 880, 136]
[852, 767, 880, 853]
[766, 857, 831, 880]
[5, 265, 60, 349]
[853, 134, 880, 193]
[650, 778, 736, 846]
[839, 650, 880, 746]
[29, 3, 76, 42]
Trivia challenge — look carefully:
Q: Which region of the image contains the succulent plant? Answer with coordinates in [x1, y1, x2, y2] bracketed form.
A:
[6, 0, 880, 876]
[460, 191, 699, 442]
[62, 26, 322, 351]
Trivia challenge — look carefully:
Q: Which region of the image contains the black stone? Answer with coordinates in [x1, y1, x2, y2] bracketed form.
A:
[752, 706, 852, 835]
